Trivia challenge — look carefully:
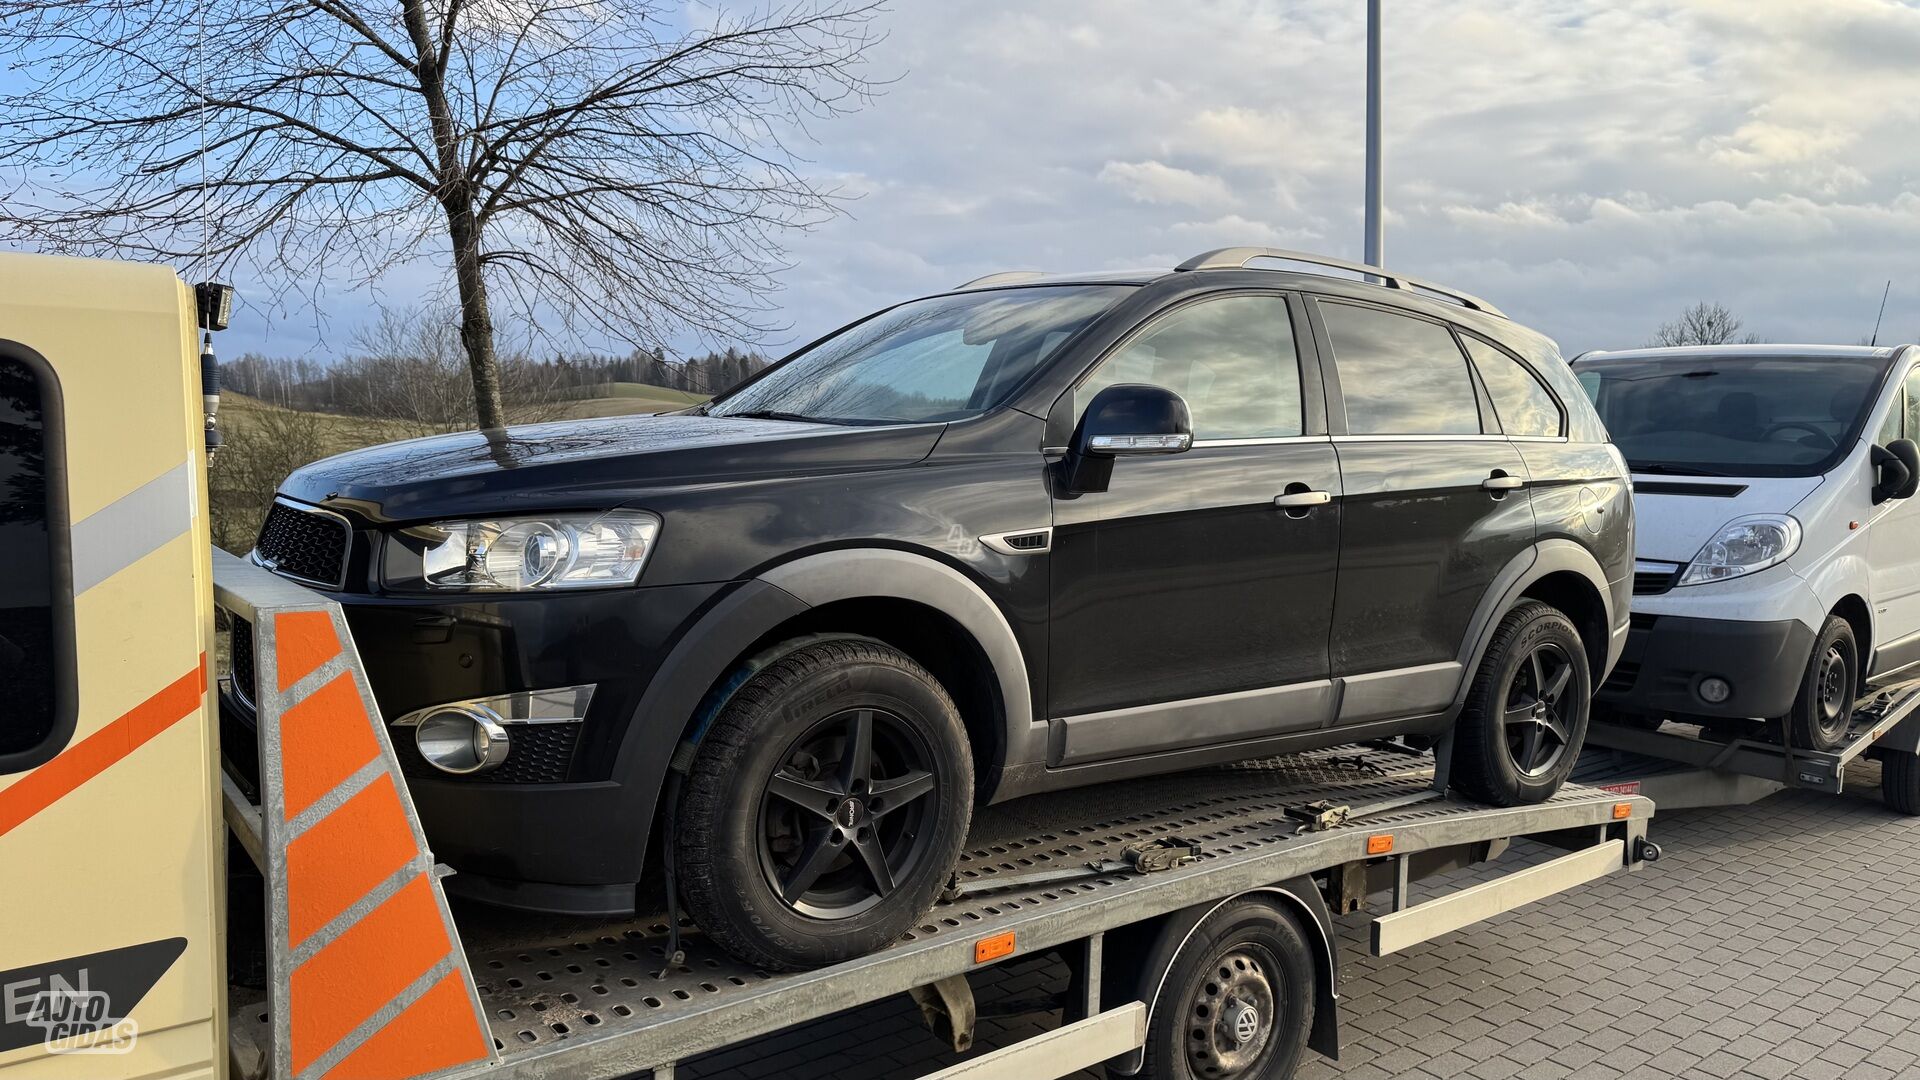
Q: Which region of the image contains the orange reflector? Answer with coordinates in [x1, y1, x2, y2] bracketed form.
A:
[1366, 834, 1394, 855]
[1613, 802, 1632, 820]
[975, 932, 1016, 964]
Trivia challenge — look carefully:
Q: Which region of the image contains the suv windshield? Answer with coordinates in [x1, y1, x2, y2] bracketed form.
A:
[1576, 354, 1891, 477]
[712, 285, 1129, 424]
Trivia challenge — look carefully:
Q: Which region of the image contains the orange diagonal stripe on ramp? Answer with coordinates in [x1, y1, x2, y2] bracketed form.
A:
[0, 657, 206, 839]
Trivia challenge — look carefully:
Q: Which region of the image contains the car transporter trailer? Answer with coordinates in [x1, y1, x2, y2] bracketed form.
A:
[213, 550, 1659, 1080]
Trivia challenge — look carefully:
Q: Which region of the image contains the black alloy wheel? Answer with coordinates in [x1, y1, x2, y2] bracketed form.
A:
[1504, 642, 1577, 779]
[757, 706, 940, 918]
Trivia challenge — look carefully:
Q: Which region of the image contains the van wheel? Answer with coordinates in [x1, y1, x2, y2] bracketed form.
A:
[1883, 750, 1920, 816]
[1121, 898, 1314, 1080]
[1786, 617, 1856, 753]
[677, 638, 973, 971]
[1452, 601, 1591, 806]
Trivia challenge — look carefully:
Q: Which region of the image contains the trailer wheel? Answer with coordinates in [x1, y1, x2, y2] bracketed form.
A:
[677, 638, 973, 971]
[1883, 749, 1920, 815]
[1451, 601, 1591, 806]
[1785, 616, 1856, 753]
[1123, 898, 1314, 1080]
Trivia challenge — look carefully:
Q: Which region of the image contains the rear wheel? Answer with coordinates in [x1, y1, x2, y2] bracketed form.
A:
[677, 638, 973, 970]
[1883, 749, 1920, 816]
[1122, 899, 1315, 1080]
[1785, 617, 1856, 753]
[1452, 601, 1592, 806]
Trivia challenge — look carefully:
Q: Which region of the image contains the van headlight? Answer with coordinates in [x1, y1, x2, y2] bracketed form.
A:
[1676, 515, 1801, 586]
[389, 511, 660, 592]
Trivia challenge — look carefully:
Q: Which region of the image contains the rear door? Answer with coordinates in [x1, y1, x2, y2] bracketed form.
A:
[1047, 291, 1343, 764]
[1312, 298, 1537, 725]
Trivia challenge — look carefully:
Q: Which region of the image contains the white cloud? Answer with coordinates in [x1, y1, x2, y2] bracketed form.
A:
[1096, 160, 1236, 207]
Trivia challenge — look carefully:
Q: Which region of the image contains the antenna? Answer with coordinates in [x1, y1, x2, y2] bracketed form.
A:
[1871, 280, 1891, 347]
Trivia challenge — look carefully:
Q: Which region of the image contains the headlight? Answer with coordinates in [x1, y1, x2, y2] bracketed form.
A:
[1676, 514, 1801, 586]
[396, 511, 659, 592]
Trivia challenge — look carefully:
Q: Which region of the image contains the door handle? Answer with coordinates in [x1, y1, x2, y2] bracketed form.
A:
[1273, 490, 1332, 509]
[1482, 475, 1526, 492]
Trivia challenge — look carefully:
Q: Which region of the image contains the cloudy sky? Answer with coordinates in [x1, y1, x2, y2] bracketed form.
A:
[227, 0, 1920, 360]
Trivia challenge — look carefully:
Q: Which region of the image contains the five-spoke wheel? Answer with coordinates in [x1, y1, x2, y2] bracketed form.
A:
[1503, 643, 1576, 779]
[1452, 601, 1592, 806]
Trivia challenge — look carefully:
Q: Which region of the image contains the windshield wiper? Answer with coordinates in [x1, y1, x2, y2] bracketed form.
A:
[722, 409, 822, 424]
[1630, 462, 1735, 478]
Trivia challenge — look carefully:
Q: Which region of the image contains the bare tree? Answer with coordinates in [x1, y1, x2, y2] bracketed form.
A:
[0, 0, 882, 428]
[1652, 302, 1763, 347]
[337, 305, 570, 435]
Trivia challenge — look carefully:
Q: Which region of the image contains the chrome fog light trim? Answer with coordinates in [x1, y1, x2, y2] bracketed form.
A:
[414, 706, 512, 775]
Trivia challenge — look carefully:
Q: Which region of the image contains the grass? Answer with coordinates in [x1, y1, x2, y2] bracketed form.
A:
[556, 382, 709, 419]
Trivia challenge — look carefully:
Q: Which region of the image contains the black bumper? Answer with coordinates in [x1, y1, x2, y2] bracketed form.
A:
[1598, 613, 1814, 720]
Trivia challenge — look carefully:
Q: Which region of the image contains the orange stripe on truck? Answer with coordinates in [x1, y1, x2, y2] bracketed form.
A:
[0, 657, 205, 840]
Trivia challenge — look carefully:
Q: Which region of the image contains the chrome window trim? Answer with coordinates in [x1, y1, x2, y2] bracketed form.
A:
[1192, 435, 1330, 448]
[1333, 434, 1507, 443]
[250, 495, 353, 591]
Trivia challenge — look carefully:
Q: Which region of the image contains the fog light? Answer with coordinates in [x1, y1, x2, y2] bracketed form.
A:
[414, 706, 511, 775]
[1698, 677, 1733, 705]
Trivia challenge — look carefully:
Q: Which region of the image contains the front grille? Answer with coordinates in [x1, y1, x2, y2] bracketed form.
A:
[230, 618, 257, 708]
[1633, 567, 1680, 596]
[396, 722, 580, 784]
[255, 500, 350, 589]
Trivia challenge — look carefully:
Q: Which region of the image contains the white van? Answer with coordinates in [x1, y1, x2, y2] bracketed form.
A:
[1571, 345, 1920, 751]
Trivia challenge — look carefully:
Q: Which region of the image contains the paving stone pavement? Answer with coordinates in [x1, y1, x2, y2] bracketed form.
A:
[674, 758, 1920, 1080]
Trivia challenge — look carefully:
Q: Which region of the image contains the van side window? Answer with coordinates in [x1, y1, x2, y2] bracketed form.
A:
[1463, 336, 1563, 438]
[0, 354, 60, 761]
[1320, 302, 1481, 435]
[1907, 368, 1920, 439]
[1077, 294, 1303, 440]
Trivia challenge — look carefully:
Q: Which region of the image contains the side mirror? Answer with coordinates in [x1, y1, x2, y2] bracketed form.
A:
[1873, 438, 1920, 504]
[1062, 383, 1193, 494]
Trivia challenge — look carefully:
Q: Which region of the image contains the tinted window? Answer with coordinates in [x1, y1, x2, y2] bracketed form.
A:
[1907, 368, 1920, 439]
[1321, 303, 1481, 435]
[1077, 294, 1301, 440]
[1465, 336, 1562, 437]
[0, 356, 56, 758]
[1576, 355, 1889, 478]
[713, 286, 1128, 424]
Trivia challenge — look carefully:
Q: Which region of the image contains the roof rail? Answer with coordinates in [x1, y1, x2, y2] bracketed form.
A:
[956, 270, 1047, 290]
[1175, 247, 1507, 319]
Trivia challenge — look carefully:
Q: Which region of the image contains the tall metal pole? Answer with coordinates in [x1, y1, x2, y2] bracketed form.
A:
[1363, 0, 1384, 269]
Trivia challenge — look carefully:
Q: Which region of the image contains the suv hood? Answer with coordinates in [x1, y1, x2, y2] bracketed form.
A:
[1631, 473, 1824, 563]
[279, 412, 945, 523]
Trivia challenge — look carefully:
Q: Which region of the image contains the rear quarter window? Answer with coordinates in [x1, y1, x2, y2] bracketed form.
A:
[0, 346, 72, 772]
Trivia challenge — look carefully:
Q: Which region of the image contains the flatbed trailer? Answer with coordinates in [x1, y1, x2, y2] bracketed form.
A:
[214, 552, 1659, 1080]
[1580, 685, 1920, 812]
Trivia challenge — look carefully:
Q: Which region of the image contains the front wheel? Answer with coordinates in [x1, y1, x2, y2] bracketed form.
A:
[1451, 601, 1592, 806]
[676, 638, 973, 971]
[1785, 616, 1856, 753]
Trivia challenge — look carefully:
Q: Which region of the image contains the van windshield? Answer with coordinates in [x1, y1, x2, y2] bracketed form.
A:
[711, 285, 1130, 425]
[1575, 354, 1891, 478]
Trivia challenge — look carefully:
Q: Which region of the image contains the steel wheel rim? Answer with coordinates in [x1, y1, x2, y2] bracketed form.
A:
[1503, 642, 1578, 779]
[1185, 945, 1278, 1078]
[1817, 644, 1851, 733]
[756, 707, 940, 919]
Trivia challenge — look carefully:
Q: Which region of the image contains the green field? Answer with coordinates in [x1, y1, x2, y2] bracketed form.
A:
[558, 382, 709, 418]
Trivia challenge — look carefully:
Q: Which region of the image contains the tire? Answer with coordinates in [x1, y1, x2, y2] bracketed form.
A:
[1883, 750, 1920, 816]
[677, 637, 973, 971]
[1122, 898, 1315, 1080]
[1451, 601, 1592, 806]
[1785, 616, 1857, 753]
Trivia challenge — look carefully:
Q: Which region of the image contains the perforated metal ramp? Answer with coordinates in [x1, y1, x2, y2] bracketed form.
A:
[355, 748, 1645, 1080]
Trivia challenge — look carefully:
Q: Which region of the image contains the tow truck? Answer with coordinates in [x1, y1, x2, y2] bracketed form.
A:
[0, 254, 1659, 1080]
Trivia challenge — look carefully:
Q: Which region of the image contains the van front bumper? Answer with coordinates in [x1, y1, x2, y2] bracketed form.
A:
[1598, 613, 1815, 720]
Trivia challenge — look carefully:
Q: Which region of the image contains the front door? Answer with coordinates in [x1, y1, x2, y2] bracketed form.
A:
[1048, 292, 1341, 765]
[1313, 298, 1538, 724]
[1870, 363, 1920, 681]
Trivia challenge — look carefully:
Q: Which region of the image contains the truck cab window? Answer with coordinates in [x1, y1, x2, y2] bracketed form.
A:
[0, 355, 57, 759]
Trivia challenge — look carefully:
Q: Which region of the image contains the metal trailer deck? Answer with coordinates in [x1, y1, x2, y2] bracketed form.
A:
[1581, 684, 1920, 811]
[216, 552, 1657, 1080]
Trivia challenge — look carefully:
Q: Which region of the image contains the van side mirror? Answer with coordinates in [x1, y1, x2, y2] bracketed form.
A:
[1873, 438, 1920, 504]
[1062, 383, 1193, 495]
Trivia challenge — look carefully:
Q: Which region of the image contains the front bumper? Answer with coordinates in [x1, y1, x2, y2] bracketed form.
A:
[1598, 612, 1815, 720]
[222, 578, 733, 914]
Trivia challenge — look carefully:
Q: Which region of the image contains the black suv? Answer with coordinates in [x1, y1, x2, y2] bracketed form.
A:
[247, 247, 1633, 969]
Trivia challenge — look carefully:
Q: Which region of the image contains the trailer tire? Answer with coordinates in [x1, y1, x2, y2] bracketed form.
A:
[1883, 749, 1920, 816]
[1451, 601, 1591, 806]
[1785, 616, 1856, 753]
[677, 638, 973, 971]
[1121, 897, 1314, 1080]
